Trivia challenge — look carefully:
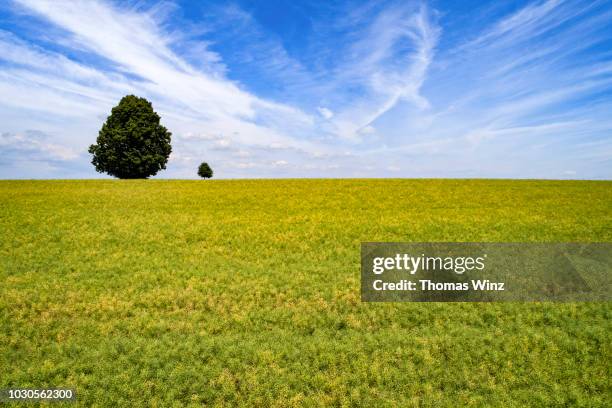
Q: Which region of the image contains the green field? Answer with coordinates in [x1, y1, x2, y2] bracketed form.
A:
[1, 179, 610, 407]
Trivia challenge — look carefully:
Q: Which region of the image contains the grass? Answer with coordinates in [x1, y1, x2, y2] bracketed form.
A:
[0, 179, 610, 407]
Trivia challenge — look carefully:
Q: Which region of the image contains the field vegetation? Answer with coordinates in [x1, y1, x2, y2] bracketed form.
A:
[1, 179, 610, 406]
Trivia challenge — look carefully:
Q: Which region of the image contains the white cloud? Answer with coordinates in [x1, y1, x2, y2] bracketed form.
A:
[317, 107, 334, 119]
[273, 160, 289, 167]
[358, 125, 376, 136]
[0, 131, 79, 161]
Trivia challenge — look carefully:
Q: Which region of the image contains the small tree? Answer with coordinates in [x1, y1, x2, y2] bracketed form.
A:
[88, 95, 172, 179]
[198, 162, 213, 179]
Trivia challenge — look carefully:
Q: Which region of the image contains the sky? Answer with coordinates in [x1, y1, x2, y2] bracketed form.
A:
[0, 0, 610, 179]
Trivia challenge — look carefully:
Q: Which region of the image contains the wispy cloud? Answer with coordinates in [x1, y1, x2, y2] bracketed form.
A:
[0, 130, 78, 161]
[0, 0, 610, 179]
[379, 0, 612, 178]
[307, 3, 440, 139]
[1, 0, 331, 177]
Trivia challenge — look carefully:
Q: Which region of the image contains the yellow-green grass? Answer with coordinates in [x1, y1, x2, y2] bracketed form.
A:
[1, 179, 610, 407]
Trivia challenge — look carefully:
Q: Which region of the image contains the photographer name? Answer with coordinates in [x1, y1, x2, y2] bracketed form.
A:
[372, 279, 505, 291]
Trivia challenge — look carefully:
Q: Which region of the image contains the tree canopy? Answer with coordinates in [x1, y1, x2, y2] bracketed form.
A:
[89, 95, 172, 179]
[198, 162, 213, 179]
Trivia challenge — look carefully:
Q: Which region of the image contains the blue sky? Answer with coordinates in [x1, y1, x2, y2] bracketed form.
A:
[0, 0, 610, 179]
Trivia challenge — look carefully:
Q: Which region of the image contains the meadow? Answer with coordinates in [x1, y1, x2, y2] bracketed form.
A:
[0, 179, 610, 407]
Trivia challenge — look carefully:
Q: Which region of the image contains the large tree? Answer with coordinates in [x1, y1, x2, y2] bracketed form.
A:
[89, 95, 172, 179]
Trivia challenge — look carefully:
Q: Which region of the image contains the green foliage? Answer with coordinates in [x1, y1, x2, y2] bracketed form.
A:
[88, 95, 172, 179]
[1, 179, 610, 406]
[198, 162, 213, 179]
